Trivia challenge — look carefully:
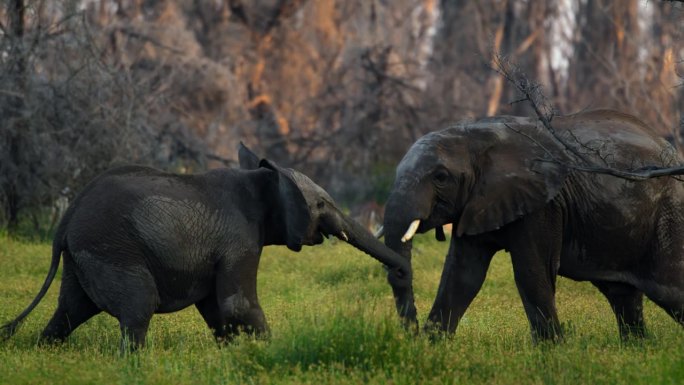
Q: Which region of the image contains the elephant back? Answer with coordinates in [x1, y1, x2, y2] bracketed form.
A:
[554, 109, 682, 169]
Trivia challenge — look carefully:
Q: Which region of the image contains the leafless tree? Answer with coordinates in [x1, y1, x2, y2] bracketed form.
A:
[0, 0, 210, 233]
[1, 0, 682, 232]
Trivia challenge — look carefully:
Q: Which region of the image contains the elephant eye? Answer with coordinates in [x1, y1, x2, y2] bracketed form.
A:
[433, 169, 450, 184]
[316, 200, 325, 209]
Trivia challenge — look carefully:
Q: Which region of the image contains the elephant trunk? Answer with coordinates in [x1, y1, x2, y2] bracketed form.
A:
[382, 192, 425, 326]
[383, 221, 418, 325]
[321, 211, 412, 286]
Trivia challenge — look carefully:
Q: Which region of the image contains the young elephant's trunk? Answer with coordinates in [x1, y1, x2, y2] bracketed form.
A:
[337, 214, 412, 285]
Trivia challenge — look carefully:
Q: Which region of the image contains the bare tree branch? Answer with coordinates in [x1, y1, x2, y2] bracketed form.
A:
[493, 53, 684, 181]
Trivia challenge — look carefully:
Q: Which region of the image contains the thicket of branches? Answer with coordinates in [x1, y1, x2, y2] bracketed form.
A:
[0, 0, 212, 231]
[0, 0, 682, 232]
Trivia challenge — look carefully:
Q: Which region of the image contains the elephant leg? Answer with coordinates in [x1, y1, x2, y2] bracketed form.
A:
[73, 252, 159, 352]
[224, 303, 268, 337]
[425, 237, 496, 335]
[195, 295, 227, 342]
[119, 317, 152, 353]
[215, 254, 269, 340]
[592, 281, 646, 339]
[40, 252, 101, 343]
[508, 211, 563, 342]
[665, 305, 684, 327]
[643, 288, 684, 328]
[512, 259, 562, 342]
[116, 279, 158, 351]
[644, 205, 684, 327]
[642, 252, 684, 328]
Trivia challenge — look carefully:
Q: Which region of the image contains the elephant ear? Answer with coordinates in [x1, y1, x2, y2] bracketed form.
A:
[259, 159, 311, 251]
[238, 142, 261, 170]
[456, 123, 569, 237]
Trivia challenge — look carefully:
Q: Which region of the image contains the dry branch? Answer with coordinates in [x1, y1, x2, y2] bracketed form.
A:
[493, 53, 684, 181]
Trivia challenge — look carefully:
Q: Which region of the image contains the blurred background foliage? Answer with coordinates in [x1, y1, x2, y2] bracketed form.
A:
[0, 0, 682, 234]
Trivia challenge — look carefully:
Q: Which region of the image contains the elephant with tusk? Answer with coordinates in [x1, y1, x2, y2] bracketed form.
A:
[381, 109, 684, 342]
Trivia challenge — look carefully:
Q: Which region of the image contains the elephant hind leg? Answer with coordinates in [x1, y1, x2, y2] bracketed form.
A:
[74, 252, 159, 352]
[116, 292, 156, 352]
[119, 317, 152, 352]
[40, 253, 101, 343]
[115, 285, 158, 352]
[592, 281, 646, 339]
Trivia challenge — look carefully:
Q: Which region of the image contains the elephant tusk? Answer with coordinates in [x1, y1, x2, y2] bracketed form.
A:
[339, 231, 349, 242]
[374, 225, 385, 239]
[401, 219, 421, 243]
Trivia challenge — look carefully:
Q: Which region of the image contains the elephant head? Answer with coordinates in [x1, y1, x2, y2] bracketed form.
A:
[382, 118, 569, 323]
[238, 143, 411, 282]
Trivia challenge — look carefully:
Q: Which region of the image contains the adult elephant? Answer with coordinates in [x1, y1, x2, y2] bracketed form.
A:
[382, 109, 684, 341]
[1, 144, 410, 350]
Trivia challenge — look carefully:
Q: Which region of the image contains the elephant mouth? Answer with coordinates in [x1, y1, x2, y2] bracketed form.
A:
[377, 216, 450, 244]
[411, 200, 457, 241]
[308, 231, 326, 245]
[308, 221, 349, 246]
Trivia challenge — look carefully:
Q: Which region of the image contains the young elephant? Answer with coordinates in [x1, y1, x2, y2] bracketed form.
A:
[1, 144, 410, 350]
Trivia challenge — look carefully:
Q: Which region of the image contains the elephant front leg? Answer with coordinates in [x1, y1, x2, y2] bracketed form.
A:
[196, 295, 268, 344]
[221, 292, 269, 338]
[508, 214, 563, 343]
[215, 255, 269, 342]
[195, 295, 227, 342]
[513, 274, 562, 343]
[425, 237, 496, 335]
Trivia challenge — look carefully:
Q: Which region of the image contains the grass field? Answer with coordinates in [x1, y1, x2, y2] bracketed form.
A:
[0, 233, 682, 385]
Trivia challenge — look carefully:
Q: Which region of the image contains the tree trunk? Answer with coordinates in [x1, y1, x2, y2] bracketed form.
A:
[4, 0, 26, 231]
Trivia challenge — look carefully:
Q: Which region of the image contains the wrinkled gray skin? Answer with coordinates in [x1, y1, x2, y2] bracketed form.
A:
[383, 109, 684, 341]
[1, 144, 410, 350]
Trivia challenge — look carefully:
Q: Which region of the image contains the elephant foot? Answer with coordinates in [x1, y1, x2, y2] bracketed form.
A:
[401, 318, 419, 336]
[37, 333, 68, 346]
[530, 323, 564, 345]
[618, 323, 648, 342]
[422, 320, 454, 343]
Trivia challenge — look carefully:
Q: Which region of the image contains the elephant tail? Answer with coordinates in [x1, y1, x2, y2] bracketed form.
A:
[1, 237, 63, 340]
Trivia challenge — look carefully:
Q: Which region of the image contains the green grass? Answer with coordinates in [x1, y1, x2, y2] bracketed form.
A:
[0, 234, 682, 384]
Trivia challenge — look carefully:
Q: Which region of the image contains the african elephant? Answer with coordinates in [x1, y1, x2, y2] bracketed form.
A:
[1, 144, 410, 350]
[381, 109, 684, 341]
